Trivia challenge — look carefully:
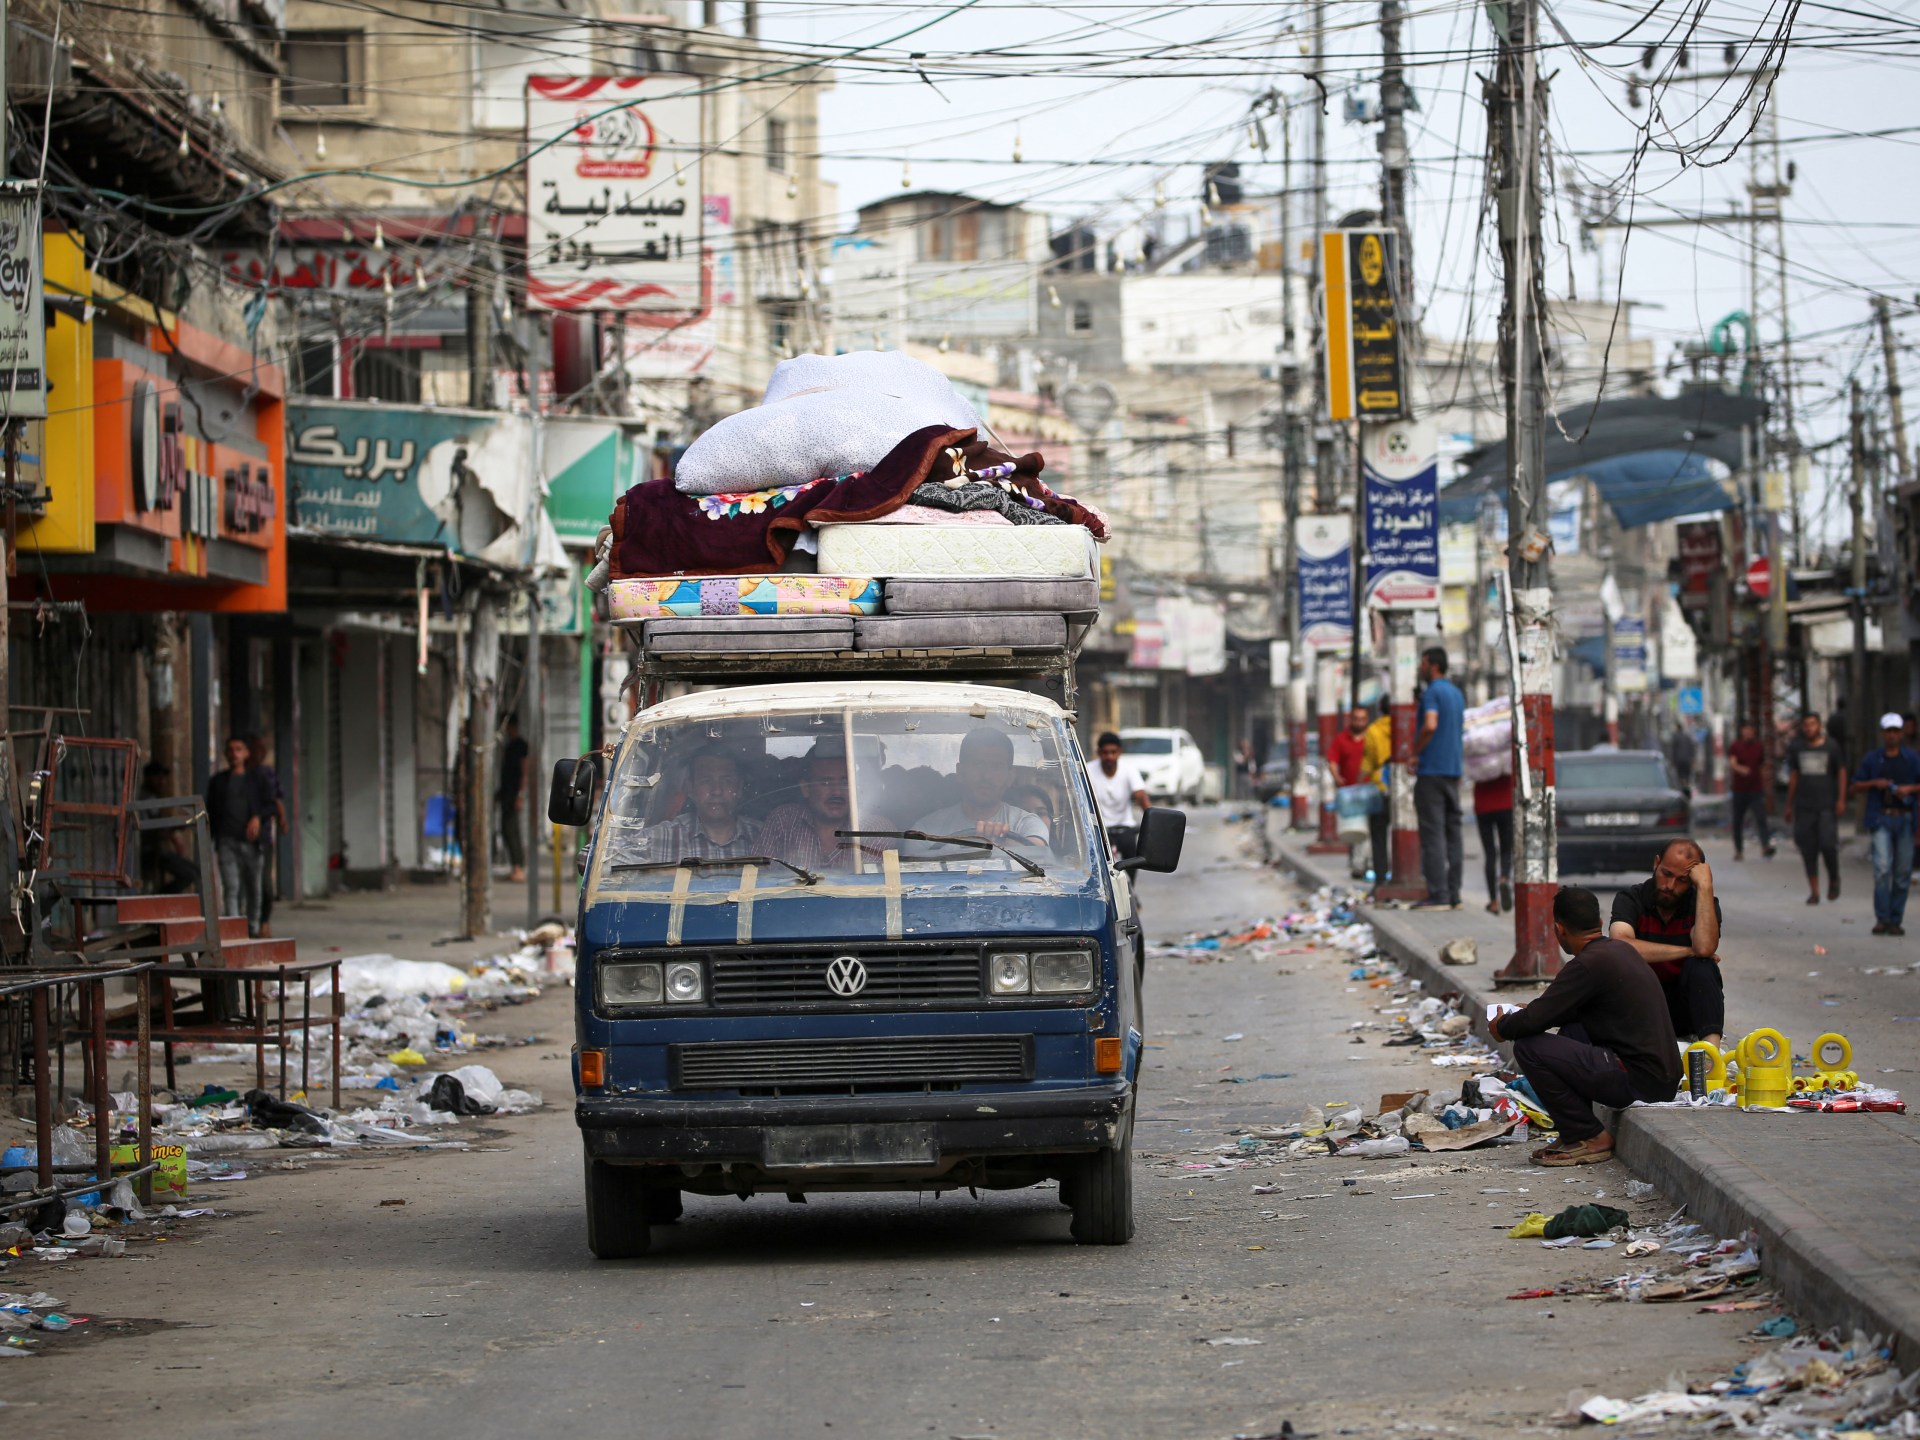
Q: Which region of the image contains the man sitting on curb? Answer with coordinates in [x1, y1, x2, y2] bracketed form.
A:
[1489, 886, 1683, 1167]
[1606, 838, 1724, 1052]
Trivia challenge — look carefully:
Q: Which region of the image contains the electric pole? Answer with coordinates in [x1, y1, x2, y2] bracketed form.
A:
[1489, 0, 1559, 983]
[1876, 297, 1910, 482]
[1379, 0, 1413, 307]
[1849, 379, 1869, 728]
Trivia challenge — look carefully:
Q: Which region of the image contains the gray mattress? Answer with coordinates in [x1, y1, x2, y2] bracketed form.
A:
[643, 616, 853, 653]
[883, 577, 1099, 615]
[853, 613, 1068, 651]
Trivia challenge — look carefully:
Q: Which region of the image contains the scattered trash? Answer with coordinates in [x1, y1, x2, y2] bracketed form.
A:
[1440, 937, 1478, 966]
[1203, 1336, 1264, 1346]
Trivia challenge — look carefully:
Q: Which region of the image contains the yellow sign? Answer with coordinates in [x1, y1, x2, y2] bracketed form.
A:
[15, 231, 94, 553]
[1321, 229, 1407, 423]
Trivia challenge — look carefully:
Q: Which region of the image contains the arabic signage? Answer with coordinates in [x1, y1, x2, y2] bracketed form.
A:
[626, 194, 731, 378]
[1362, 420, 1440, 609]
[1611, 615, 1649, 693]
[289, 400, 528, 549]
[1296, 514, 1353, 651]
[219, 245, 453, 299]
[1678, 520, 1722, 611]
[0, 184, 46, 420]
[1322, 229, 1406, 423]
[526, 75, 703, 312]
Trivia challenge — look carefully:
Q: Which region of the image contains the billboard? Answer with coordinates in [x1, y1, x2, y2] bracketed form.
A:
[0, 184, 45, 420]
[1362, 420, 1439, 609]
[1322, 229, 1406, 423]
[1296, 514, 1353, 651]
[526, 75, 703, 312]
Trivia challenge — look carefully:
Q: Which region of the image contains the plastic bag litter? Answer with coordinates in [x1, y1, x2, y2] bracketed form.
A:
[1338, 1135, 1410, 1159]
[328, 954, 471, 1001]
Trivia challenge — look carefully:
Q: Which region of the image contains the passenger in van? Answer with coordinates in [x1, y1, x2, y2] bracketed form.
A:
[912, 728, 1050, 856]
[760, 737, 897, 871]
[650, 748, 763, 861]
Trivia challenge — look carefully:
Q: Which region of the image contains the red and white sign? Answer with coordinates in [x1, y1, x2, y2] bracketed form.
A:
[526, 75, 704, 312]
[1746, 554, 1771, 599]
[1677, 520, 1721, 610]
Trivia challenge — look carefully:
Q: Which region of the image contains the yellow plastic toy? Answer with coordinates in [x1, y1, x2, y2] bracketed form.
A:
[1736, 1028, 1793, 1109]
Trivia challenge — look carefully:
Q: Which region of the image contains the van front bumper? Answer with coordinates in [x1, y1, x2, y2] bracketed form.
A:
[576, 1082, 1130, 1164]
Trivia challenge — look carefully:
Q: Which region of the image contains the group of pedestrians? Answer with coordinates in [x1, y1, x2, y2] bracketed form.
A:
[1727, 708, 1920, 935]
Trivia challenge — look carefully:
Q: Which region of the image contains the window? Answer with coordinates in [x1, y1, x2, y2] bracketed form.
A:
[283, 30, 365, 108]
[1070, 300, 1092, 334]
[765, 117, 789, 173]
[351, 346, 422, 405]
[292, 338, 337, 397]
[923, 213, 979, 263]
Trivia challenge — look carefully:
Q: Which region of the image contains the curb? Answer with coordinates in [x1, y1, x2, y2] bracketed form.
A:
[1269, 831, 1920, 1369]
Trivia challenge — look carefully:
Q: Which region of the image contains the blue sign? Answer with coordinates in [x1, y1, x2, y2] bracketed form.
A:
[1364, 458, 1440, 608]
[1677, 685, 1704, 716]
[1296, 515, 1353, 650]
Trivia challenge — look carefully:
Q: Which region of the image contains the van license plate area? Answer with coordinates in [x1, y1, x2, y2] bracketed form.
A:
[763, 1123, 938, 1169]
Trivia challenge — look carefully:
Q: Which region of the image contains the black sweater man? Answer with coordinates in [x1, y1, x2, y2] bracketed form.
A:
[1490, 886, 1683, 1167]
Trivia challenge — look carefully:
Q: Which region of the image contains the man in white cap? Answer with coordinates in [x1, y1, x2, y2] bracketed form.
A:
[1852, 712, 1920, 935]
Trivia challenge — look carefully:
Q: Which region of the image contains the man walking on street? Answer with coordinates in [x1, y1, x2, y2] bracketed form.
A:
[1411, 647, 1464, 910]
[1330, 704, 1370, 879]
[1607, 838, 1725, 1051]
[1666, 723, 1697, 795]
[1489, 886, 1682, 1166]
[1087, 731, 1151, 858]
[1727, 720, 1775, 860]
[498, 713, 530, 883]
[205, 736, 271, 937]
[1852, 712, 1920, 936]
[1785, 710, 1847, 905]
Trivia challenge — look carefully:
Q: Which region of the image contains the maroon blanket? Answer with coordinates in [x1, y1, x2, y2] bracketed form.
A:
[611, 426, 1106, 577]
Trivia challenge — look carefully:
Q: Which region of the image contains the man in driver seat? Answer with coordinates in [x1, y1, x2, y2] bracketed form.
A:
[651, 748, 762, 862]
[912, 728, 1050, 857]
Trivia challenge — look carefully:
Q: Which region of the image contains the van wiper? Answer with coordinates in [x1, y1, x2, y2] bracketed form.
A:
[837, 829, 1047, 879]
[611, 855, 821, 886]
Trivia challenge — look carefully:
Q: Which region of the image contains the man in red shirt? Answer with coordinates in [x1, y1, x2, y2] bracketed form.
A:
[1727, 720, 1775, 860]
[1329, 704, 1369, 788]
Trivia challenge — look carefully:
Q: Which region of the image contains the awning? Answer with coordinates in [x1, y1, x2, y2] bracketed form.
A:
[1439, 390, 1765, 528]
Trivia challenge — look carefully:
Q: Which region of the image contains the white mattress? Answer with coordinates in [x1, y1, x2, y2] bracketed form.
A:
[814, 523, 1095, 579]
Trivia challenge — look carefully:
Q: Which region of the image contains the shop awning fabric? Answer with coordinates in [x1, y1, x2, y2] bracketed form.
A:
[1438, 390, 1766, 528]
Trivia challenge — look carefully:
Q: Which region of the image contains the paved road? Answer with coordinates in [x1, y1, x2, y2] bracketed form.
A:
[10, 816, 1771, 1439]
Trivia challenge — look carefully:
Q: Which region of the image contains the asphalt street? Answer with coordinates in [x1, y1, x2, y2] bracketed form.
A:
[7, 813, 1775, 1439]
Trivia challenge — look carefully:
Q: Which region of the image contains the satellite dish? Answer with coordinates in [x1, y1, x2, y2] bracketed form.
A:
[1059, 380, 1118, 435]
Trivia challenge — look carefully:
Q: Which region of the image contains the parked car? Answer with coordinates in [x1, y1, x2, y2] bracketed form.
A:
[1120, 727, 1206, 804]
[1555, 749, 1691, 876]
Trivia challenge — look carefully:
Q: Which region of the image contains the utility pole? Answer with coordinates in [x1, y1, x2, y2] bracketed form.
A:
[1876, 297, 1910, 482]
[1378, 0, 1413, 306]
[1310, 0, 1335, 513]
[1489, 0, 1558, 984]
[1276, 102, 1313, 832]
[1849, 380, 1869, 729]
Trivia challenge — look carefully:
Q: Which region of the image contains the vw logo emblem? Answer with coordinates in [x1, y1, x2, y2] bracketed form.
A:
[824, 955, 868, 997]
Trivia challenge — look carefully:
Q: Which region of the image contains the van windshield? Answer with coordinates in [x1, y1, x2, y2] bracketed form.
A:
[588, 701, 1094, 898]
[1123, 735, 1174, 754]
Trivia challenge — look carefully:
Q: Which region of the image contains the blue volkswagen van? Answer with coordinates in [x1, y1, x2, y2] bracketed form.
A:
[551, 678, 1184, 1257]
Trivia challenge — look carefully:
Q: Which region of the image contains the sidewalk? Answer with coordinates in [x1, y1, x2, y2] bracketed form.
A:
[1273, 823, 1920, 1369]
[270, 872, 568, 970]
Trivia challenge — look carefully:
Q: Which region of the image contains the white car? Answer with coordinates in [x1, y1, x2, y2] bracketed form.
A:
[1120, 727, 1205, 804]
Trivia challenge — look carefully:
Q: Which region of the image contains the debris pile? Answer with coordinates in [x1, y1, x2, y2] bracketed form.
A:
[1571, 1329, 1919, 1433]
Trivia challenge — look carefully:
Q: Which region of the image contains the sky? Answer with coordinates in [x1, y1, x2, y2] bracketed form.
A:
[744, 0, 1920, 542]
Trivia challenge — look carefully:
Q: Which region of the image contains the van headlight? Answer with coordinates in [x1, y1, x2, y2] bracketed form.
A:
[1031, 950, 1095, 994]
[664, 961, 706, 1004]
[988, 952, 1031, 995]
[599, 961, 663, 1007]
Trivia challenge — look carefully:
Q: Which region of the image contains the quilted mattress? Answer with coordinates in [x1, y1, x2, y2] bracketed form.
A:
[609, 574, 880, 622]
[643, 615, 854, 654]
[854, 614, 1068, 651]
[884, 577, 1099, 615]
[814, 523, 1095, 579]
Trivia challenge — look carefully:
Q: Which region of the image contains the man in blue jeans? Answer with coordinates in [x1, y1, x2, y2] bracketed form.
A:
[1853, 712, 1920, 936]
[1411, 646, 1465, 910]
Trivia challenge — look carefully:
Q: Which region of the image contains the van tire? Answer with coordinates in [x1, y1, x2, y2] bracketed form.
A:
[1068, 1115, 1135, 1245]
[584, 1155, 654, 1258]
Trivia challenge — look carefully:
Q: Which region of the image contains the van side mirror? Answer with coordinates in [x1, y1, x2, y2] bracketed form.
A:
[1116, 806, 1185, 874]
[548, 756, 600, 827]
